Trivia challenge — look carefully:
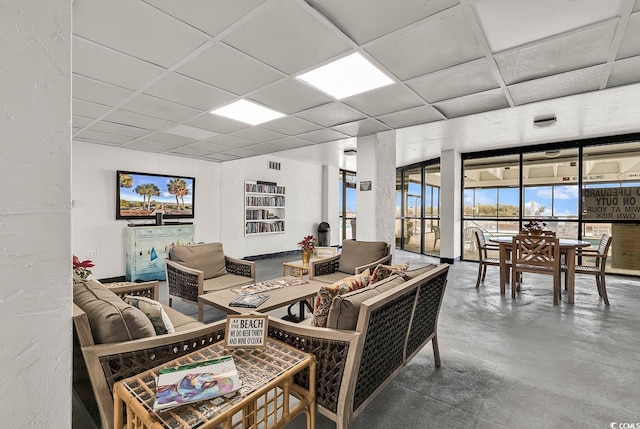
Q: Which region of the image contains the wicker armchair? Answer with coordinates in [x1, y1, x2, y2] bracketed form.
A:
[309, 239, 392, 284]
[165, 242, 256, 321]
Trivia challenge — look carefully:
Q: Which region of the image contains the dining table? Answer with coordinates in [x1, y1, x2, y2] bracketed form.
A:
[489, 236, 591, 304]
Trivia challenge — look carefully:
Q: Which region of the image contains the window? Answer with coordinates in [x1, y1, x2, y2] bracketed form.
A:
[339, 170, 357, 241]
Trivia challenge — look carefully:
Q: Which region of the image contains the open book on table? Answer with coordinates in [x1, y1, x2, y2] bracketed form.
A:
[153, 356, 242, 412]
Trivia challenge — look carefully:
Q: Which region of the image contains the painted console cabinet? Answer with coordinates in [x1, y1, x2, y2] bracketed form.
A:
[125, 225, 195, 281]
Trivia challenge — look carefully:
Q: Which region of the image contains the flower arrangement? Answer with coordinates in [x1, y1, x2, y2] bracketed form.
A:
[73, 255, 95, 279]
[523, 220, 548, 233]
[297, 235, 316, 251]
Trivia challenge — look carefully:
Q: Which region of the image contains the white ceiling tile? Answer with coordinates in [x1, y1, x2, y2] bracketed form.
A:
[144, 0, 266, 37]
[366, 8, 484, 80]
[474, 0, 622, 52]
[169, 146, 215, 157]
[176, 43, 283, 95]
[72, 115, 95, 128]
[231, 127, 285, 142]
[607, 56, 640, 88]
[305, 0, 459, 45]
[343, 84, 425, 117]
[88, 121, 150, 138]
[187, 141, 235, 153]
[103, 109, 173, 131]
[164, 124, 218, 140]
[205, 153, 239, 162]
[73, 0, 208, 67]
[207, 135, 257, 148]
[243, 143, 284, 155]
[376, 105, 443, 128]
[434, 88, 509, 118]
[75, 129, 134, 144]
[72, 99, 112, 119]
[72, 36, 164, 90]
[73, 74, 133, 107]
[268, 137, 313, 150]
[144, 73, 235, 110]
[408, 59, 501, 103]
[508, 65, 605, 105]
[249, 78, 333, 114]
[331, 119, 391, 137]
[144, 132, 197, 145]
[296, 103, 367, 127]
[259, 116, 322, 136]
[634, 1, 640, 13]
[127, 139, 183, 152]
[297, 128, 349, 144]
[121, 94, 201, 122]
[495, 20, 617, 85]
[617, 11, 640, 60]
[221, 147, 263, 158]
[222, 0, 351, 74]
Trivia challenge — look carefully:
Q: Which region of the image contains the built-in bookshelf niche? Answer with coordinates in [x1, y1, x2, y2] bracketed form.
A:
[244, 181, 285, 235]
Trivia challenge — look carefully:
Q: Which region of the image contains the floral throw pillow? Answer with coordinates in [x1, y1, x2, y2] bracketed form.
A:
[370, 261, 410, 284]
[311, 274, 370, 328]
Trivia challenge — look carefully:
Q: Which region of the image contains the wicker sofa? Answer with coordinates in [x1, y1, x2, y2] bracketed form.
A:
[72, 278, 207, 429]
[310, 239, 392, 284]
[74, 263, 449, 429]
[164, 242, 256, 321]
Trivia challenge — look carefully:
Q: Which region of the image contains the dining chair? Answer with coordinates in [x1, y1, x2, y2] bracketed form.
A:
[432, 225, 440, 250]
[474, 230, 502, 288]
[566, 234, 612, 305]
[511, 232, 561, 304]
[464, 226, 481, 252]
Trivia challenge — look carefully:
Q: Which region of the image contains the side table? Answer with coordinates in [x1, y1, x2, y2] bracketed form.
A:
[113, 338, 316, 429]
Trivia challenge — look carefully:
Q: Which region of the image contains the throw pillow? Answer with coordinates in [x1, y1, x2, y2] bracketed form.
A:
[311, 273, 370, 328]
[370, 261, 410, 284]
[123, 295, 175, 335]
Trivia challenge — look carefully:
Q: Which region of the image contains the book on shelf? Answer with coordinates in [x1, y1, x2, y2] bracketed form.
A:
[153, 356, 242, 412]
[229, 294, 270, 308]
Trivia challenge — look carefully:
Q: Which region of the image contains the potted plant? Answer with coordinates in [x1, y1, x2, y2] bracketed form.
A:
[73, 255, 94, 279]
[297, 235, 316, 263]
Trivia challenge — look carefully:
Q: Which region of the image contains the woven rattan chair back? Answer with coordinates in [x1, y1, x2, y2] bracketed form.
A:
[511, 232, 561, 304]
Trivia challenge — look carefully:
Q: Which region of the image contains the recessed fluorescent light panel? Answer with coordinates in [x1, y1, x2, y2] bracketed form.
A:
[210, 99, 284, 126]
[297, 52, 394, 99]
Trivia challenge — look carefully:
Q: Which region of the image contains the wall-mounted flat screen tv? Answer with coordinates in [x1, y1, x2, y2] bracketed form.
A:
[116, 170, 195, 220]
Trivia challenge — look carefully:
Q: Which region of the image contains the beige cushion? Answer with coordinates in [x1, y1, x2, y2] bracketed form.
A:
[169, 242, 227, 280]
[311, 273, 370, 328]
[203, 274, 254, 292]
[163, 305, 203, 331]
[402, 264, 437, 280]
[338, 240, 388, 275]
[327, 275, 406, 330]
[311, 271, 349, 285]
[73, 279, 156, 344]
[123, 295, 175, 335]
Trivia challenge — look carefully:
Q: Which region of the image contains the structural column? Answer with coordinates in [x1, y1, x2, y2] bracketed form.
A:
[321, 164, 340, 246]
[355, 131, 396, 250]
[439, 148, 462, 263]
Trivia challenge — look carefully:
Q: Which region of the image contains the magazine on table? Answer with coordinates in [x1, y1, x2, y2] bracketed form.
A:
[229, 294, 270, 308]
[231, 277, 309, 296]
[153, 356, 242, 412]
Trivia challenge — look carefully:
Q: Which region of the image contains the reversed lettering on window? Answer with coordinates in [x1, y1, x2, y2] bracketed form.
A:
[582, 187, 640, 220]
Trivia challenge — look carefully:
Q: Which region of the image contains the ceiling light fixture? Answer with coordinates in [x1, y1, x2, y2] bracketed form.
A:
[545, 150, 561, 158]
[210, 99, 285, 126]
[344, 149, 357, 156]
[296, 52, 394, 100]
[533, 115, 557, 128]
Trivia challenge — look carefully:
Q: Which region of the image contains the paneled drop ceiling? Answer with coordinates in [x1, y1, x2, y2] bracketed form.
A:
[72, 0, 640, 169]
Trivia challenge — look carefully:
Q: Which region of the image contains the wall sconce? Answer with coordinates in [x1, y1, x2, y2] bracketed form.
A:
[533, 115, 557, 128]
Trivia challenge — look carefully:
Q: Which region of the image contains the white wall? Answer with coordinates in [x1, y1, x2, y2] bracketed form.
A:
[73, 142, 326, 277]
[220, 157, 324, 258]
[72, 141, 221, 278]
[0, 0, 71, 426]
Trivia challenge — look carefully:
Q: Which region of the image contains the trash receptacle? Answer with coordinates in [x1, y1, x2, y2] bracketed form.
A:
[318, 222, 330, 247]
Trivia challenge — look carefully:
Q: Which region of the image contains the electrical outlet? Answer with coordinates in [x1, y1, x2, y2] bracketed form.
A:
[86, 250, 97, 259]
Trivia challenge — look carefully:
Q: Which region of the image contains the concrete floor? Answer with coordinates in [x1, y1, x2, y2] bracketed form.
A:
[74, 250, 640, 428]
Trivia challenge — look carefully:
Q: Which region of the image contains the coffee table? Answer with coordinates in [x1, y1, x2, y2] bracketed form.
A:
[199, 277, 323, 322]
[113, 338, 316, 429]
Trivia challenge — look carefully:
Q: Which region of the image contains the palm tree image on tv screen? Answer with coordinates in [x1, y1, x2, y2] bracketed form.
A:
[118, 171, 194, 219]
